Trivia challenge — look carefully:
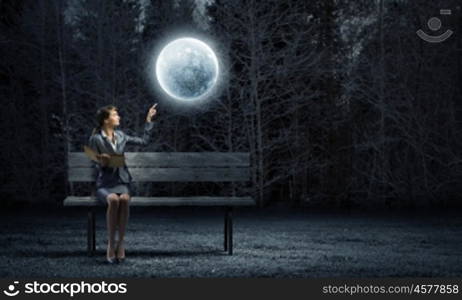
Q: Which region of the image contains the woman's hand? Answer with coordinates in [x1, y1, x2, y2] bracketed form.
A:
[96, 153, 111, 167]
[146, 103, 158, 122]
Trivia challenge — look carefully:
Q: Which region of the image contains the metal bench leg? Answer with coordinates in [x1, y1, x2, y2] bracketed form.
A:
[87, 208, 96, 256]
[224, 207, 228, 251]
[92, 209, 96, 253]
[227, 207, 233, 255]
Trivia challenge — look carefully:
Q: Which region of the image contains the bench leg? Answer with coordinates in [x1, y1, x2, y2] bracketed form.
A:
[224, 208, 228, 251]
[228, 207, 233, 255]
[87, 209, 96, 256]
[224, 207, 233, 255]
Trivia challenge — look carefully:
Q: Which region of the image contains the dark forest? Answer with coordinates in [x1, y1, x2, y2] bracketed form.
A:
[1, 0, 461, 210]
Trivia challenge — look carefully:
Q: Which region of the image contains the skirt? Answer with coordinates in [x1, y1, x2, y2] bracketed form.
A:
[96, 179, 131, 205]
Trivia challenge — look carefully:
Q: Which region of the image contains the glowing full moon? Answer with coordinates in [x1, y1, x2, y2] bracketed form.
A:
[155, 37, 219, 101]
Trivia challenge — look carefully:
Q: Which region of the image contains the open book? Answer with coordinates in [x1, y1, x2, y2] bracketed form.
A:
[83, 145, 125, 167]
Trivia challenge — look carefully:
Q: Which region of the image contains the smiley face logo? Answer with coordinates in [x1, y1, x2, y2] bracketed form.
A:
[3, 281, 20, 297]
[417, 9, 454, 43]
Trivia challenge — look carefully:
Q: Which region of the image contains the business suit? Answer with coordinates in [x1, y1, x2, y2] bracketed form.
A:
[87, 121, 154, 202]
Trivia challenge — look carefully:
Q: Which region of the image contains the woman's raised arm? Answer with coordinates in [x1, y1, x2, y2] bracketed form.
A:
[124, 121, 154, 146]
[125, 103, 158, 146]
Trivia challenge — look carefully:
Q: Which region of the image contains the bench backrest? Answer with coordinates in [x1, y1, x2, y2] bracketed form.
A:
[68, 152, 251, 182]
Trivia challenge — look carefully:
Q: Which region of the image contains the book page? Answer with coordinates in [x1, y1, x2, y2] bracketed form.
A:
[83, 145, 99, 162]
[83, 145, 125, 167]
[107, 154, 125, 167]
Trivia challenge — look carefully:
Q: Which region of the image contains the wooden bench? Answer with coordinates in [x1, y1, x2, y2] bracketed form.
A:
[63, 152, 255, 256]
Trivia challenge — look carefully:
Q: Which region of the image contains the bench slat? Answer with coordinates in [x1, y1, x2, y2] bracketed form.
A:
[63, 196, 255, 206]
[68, 167, 250, 182]
[69, 152, 250, 168]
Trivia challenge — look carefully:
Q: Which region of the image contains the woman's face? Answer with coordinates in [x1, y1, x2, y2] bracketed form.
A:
[104, 109, 120, 127]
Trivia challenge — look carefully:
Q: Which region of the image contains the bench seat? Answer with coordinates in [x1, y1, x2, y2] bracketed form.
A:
[64, 196, 255, 207]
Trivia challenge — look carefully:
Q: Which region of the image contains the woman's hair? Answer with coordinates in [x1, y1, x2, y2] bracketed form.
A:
[91, 104, 118, 136]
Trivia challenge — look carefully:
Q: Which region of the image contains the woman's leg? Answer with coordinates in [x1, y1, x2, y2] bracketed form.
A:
[106, 193, 120, 259]
[116, 193, 131, 258]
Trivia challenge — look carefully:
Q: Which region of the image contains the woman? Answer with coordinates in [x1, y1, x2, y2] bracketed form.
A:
[87, 103, 158, 264]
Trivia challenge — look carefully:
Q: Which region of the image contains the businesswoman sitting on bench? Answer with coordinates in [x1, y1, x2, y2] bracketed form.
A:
[88, 103, 158, 264]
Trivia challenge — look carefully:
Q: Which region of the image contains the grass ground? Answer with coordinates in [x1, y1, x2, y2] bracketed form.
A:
[1, 207, 461, 278]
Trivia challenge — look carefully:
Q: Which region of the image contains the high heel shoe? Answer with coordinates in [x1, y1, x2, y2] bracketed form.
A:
[106, 245, 117, 264]
[106, 255, 117, 264]
[116, 242, 126, 263]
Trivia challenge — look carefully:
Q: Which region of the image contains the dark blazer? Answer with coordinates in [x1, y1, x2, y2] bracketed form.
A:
[87, 121, 154, 189]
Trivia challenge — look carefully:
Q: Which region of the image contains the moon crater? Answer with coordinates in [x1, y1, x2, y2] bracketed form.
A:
[155, 37, 219, 101]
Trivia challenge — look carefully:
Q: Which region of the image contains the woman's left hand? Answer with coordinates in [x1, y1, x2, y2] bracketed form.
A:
[146, 103, 158, 122]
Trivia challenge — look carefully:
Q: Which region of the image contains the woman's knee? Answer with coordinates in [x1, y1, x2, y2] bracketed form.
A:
[119, 193, 131, 204]
[106, 193, 120, 206]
